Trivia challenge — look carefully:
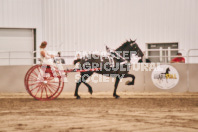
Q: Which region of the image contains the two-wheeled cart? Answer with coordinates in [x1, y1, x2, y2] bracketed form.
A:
[24, 64, 100, 100]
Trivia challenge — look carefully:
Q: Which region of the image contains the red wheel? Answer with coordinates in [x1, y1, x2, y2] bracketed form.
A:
[50, 78, 64, 100]
[24, 65, 38, 94]
[25, 65, 64, 100]
[47, 67, 64, 100]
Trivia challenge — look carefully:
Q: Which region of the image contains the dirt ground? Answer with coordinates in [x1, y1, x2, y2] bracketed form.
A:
[0, 92, 198, 132]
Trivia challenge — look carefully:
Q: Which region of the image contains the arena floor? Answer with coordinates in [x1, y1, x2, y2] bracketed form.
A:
[0, 92, 198, 132]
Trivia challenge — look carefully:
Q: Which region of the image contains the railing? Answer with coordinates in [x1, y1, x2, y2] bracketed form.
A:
[0, 49, 198, 65]
[145, 49, 185, 63]
[187, 49, 198, 63]
[145, 49, 198, 63]
[0, 51, 34, 65]
[33, 50, 76, 65]
[0, 50, 77, 65]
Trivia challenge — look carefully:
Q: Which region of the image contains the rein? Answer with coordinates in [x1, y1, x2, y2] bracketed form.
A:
[108, 47, 132, 63]
[107, 48, 131, 67]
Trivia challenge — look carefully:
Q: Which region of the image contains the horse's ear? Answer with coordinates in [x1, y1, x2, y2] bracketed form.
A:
[134, 39, 137, 42]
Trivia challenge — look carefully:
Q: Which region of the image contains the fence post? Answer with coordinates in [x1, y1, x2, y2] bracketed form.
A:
[159, 47, 163, 62]
[9, 51, 10, 65]
[168, 47, 171, 63]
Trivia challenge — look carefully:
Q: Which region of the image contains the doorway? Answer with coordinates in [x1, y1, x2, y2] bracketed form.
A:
[0, 28, 36, 65]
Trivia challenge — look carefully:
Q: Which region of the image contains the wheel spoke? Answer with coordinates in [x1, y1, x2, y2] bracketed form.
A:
[40, 85, 44, 99]
[28, 79, 38, 82]
[47, 84, 59, 92]
[30, 84, 41, 92]
[46, 85, 54, 96]
[37, 66, 41, 73]
[47, 84, 58, 91]
[32, 70, 39, 77]
[29, 82, 40, 86]
[35, 84, 42, 97]
[48, 83, 59, 88]
[43, 85, 49, 98]
[29, 75, 38, 80]
[47, 79, 59, 83]
[48, 81, 60, 83]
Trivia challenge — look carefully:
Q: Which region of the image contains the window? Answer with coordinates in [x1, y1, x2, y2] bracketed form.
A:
[146, 43, 179, 63]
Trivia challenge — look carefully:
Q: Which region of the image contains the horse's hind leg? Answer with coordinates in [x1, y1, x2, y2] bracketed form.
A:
[74, 72, 93, 99]
[82, 72, 93, 95]
[83, 82, 93, 94]
[113, 77, 120, 98]
[124, 74, 135, 85]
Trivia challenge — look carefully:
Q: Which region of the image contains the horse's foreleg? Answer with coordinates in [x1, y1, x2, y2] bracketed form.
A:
[74, 78, 82, 99]
[124, 74, 135, 85]
[113, 77, 120, 98]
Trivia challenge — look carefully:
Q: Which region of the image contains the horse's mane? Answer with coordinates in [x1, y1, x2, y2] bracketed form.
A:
[115, 41, 130, 51]
[115, 40, 136, 51]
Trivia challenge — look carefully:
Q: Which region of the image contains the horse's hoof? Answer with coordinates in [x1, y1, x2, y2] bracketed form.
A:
[113, 94, 120, 99]
[125, 81, 134, 85]
[115, 95, 120, 99]
[125, 80, 130, 85]
[76, 96, 81, 99]
[74, 93, 81, 99]
[88, 89, 93, 95]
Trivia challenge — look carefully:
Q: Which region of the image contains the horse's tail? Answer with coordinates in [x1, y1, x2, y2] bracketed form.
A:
[73, 58, 81, 65]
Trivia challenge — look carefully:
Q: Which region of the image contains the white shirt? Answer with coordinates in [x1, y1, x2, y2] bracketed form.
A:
[40, 48, 54, 65]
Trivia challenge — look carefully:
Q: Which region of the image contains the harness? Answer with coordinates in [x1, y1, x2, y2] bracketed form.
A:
[106, 46, 130, 67]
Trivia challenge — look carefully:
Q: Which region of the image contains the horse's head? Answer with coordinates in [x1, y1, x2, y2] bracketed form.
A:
[128, 39, 144, 57]
[116, 39, 144, 61]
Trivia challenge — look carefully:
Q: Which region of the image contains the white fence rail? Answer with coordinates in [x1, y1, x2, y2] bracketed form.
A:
[145, 49, 198, 63]
[0, 49, 198, 65]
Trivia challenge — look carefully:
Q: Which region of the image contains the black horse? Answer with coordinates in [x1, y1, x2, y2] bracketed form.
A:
[159, 67, 170, 83]
[73, 39, 144, 99]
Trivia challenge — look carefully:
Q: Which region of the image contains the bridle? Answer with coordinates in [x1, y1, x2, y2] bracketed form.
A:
[108, 42, 137, 64]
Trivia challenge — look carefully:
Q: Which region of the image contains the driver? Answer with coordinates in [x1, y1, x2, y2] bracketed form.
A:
[40, 41, 55, 65]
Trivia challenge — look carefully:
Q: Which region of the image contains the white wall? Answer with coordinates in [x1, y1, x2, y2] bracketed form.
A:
[42, 0, 198, 53]
[0, 0, 42, 51]
[0, 0, 198, 61]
